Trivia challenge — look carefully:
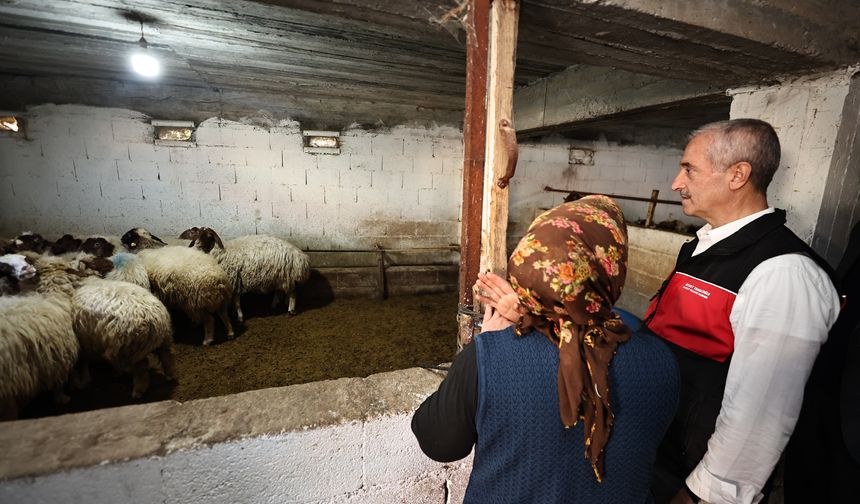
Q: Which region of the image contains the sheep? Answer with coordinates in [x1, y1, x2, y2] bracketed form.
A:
[0, 256, 85, 419]
[0, 253, 36, 295]
[80, 236, 116, 258]
[72, 278, 175, 398]
[5, 231, 48, 254]
[105, 252, 150, 289]
[49, 234, 83, 256]
[180, 226, 311, 322]
[121, 228, 189, 250]
[121, 229, 235, 345]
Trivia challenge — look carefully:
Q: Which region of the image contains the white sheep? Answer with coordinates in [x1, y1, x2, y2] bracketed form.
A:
[72, 278, 175, 398]
[130, 242, 234, 346]
[181, 227, 311, 322]
[105, 252, 150, 289]
[0, 257, 85, 419]
[120, 228, 189, 250]
[0, 253, 36, 295]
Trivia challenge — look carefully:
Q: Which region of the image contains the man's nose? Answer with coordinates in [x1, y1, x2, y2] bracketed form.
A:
[671, 171, 684, 191]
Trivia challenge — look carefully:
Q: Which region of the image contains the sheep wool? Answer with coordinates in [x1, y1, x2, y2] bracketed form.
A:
[73, 279, 175, 397]
[106, 252, 150, 289]
[0, 293, 79, 419]
[214, 234, 310, 296]
[73, 279, 172, 371]
[138, 246, 232, 321]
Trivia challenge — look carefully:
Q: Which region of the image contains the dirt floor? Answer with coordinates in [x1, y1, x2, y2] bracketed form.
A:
[19, 291, 459, 420]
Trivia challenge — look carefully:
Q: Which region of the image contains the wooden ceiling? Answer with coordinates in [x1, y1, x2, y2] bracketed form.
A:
[0, 0, 856, 129]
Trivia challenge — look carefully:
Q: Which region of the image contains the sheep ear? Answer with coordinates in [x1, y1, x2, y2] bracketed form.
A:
[212, 232, 225, 250]
[179, 227, 200, 240]
[150, 233, 167, 245]
[188, 238, 196, 248]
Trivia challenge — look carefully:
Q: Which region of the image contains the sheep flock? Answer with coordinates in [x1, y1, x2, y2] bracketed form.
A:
[0, 228, 310, 420]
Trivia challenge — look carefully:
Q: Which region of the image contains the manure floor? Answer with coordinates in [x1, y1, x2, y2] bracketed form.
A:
[19, 291, 458, 420]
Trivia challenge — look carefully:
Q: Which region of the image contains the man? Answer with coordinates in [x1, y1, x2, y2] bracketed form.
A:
[645, 119, 840, 504]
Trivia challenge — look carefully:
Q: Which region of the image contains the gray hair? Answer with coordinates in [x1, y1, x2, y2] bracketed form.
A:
[690, 119, 781, 194]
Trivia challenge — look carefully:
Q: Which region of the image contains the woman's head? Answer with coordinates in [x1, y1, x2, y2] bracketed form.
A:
[506, 194, 630, 482]
[508, 194, 628, 339]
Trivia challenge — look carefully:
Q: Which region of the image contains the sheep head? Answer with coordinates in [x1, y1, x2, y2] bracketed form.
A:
[81, 237, 116, 258]
[50, 234, 83, 255]
[0, 253, 37, 281]
[187, 227, 224, 254]
[121, 227, 167, 251]
[9, 232, 47, 254]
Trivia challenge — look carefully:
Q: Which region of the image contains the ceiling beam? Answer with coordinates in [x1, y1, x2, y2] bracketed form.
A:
[514, 65, 725, 135]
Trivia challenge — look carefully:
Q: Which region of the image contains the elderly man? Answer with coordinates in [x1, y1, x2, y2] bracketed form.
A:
[646, 119, 840, 504]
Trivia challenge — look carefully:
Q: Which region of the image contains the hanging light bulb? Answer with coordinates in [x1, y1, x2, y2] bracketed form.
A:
[131, 20, 160, 78]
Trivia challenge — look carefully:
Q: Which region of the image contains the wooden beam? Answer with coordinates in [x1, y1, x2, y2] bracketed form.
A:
[457, 0, 490, 349]
[479, 0, 519, 281]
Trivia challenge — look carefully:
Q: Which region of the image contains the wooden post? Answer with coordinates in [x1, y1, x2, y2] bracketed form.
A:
[645, 189, 659, 227]
[457, 0, 490, 350]
[375, 245, 386, 300]
[478, 0, 519, 285]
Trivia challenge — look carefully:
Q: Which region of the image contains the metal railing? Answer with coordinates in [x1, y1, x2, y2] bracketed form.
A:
[544, 186, 682, 227]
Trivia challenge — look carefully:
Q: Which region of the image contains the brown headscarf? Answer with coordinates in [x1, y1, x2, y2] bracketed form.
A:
[508, 194, 630, 482]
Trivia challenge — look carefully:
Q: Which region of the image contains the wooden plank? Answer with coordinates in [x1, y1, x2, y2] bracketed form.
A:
[457, 0, 490, 349]
[479, 0, 519, 280]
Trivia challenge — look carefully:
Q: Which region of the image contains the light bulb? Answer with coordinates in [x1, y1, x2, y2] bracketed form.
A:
[131, 52, 160, 78]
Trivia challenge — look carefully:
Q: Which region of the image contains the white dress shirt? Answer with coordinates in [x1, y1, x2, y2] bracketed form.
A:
[684, 207, 840, 503]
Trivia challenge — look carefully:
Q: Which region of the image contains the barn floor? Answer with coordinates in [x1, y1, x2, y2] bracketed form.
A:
[19, 291, 459, 421]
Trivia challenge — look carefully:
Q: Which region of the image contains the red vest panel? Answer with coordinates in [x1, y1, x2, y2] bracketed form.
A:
[645, 272, 737, 362]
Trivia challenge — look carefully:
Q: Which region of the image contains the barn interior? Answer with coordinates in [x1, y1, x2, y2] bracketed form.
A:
[1, 1, 859, 502]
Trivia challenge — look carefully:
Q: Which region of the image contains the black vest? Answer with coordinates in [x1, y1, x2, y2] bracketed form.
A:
[647, 210, 837, 499]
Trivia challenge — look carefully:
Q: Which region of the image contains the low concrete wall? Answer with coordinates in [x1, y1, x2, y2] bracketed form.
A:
[0, 368, 471, 504]
[616, 225, 692, 318]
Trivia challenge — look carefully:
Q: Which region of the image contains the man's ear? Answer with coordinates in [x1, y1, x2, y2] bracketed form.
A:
[727, 161, 753, 190]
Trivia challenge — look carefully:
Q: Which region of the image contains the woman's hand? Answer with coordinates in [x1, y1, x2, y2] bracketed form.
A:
[475, 272, 523, 324]
[481, 304, 514, 333]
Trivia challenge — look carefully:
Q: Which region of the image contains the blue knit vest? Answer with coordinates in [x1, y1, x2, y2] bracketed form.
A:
[465, 325, 679, 504]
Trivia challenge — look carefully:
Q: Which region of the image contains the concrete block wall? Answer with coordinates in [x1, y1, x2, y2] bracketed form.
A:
[615, 226, 692, 318]
[0, 368, 472, 504]
[0, 104, 467, 251]
[508, 139, 701, 250]
[729, 69, 854, 244]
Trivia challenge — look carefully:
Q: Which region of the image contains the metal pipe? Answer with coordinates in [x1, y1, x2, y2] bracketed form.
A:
[544, 186, 682, 206]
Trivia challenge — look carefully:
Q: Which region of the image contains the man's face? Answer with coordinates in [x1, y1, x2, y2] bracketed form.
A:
[671, 133, 733, 224]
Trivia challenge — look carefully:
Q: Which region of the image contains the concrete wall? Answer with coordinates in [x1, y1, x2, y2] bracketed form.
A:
[0, 104, 467, 250]
[729, 69, 855, 246]
[615, 226, 691, 318]
[0, 105, 696, 250]
[0, 368, 471, 504]
[508, 139, 700, 249]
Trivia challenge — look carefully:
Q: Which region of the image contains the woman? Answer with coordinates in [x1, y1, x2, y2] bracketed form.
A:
[411, 195, 679, 503]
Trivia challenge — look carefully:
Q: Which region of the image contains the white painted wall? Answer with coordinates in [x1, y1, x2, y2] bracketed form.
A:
[0, 104, 467, 250]
[0, 105, 696, 254]
[0, 368, 473, 504]
[0, 414, 471, 504]
[729, 69, 855, 243]
[508, 139, 700, 247]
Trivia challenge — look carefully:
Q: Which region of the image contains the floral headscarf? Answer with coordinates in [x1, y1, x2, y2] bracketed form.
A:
[508, 194, 630, 482]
